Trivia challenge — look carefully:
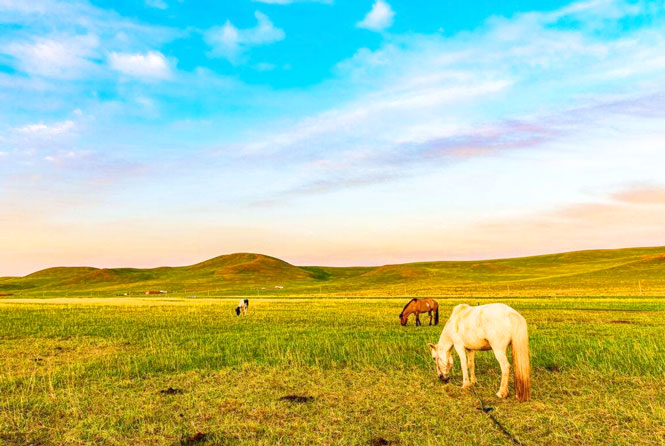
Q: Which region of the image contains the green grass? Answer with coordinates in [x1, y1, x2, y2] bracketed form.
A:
[1, 297, 664, 445]
[2, 246, 665, 297]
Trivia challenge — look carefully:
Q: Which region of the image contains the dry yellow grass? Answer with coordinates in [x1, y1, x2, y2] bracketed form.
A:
[0, 297, 664, 445]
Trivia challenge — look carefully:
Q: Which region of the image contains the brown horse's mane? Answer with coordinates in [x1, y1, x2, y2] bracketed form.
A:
[399, 298, 418, 316]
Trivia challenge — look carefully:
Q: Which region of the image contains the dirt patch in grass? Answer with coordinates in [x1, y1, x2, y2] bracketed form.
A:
[0, 433, 46, 446]
[159, 387, 185, 395]
[180, 432, 207, 445]
[0, 337, 130, 378]
[609, 320, 633, 324]
[369, 437, 399, 446]
[279, 395, 314, 403]
[545, 365, 560, 373]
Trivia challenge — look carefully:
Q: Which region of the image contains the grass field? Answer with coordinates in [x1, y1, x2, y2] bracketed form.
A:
[1, 297, 664, 445]
[3, 246, 665, 297]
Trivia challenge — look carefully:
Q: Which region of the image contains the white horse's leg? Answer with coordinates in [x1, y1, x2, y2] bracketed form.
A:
[467, 350, 477, 385]
[492, 346, 510, 398]
[454, 343, 470, 389]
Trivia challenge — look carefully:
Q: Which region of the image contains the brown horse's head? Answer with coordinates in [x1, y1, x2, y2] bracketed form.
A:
[428, 343, 453, 382]
[399, 298, 417, 326]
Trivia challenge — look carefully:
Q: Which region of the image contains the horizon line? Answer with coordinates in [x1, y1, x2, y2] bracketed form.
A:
[4, 244, 664, 279]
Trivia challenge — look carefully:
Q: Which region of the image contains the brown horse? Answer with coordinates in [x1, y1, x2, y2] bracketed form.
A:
[400, 298, 439, 326]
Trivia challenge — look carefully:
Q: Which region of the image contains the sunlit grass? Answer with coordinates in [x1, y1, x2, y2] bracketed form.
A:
[1, 297, 664, 445]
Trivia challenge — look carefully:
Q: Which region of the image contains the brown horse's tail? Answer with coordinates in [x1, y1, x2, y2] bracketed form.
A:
[511, 314, 531, 402]
[434, 303, 439, 325]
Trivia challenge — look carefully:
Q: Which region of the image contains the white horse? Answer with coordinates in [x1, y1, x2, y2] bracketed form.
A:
[235, 299, 249, 316]
[428, 303, 531, 401]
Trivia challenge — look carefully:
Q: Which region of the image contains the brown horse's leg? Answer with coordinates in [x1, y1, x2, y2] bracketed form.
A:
[415, 313, 421, 326]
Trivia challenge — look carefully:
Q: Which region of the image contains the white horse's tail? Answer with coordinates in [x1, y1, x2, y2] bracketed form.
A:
[511, 314, 531, 402]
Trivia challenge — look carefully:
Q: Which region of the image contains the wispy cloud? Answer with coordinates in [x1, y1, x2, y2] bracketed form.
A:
[3, 34, 100, 79]
[17, 120, 76, 136]
[108, 51, 173, 80]
[252, 0, 332, 4]
[225, 0, 665, 206]
[0, 0, 180, 84]
[447, 183, 665, 261]
[250, 171, 398, 207]
[44, 149, 89, 165]
[205, 11, 285, 63]
[3, 118, 80, 157]
[0, 0, 58, 15]
[145, 0, 167, 9]
[357, 0, 394, 31]
[612, 184, 665, 205]
[0, 0, 178, 46]
[539, 184, 665, 227]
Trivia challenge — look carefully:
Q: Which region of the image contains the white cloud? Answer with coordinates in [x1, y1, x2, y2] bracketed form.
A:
[108, 50, 172, 80]
[205, 11, 285, 62]
[252, 0, 331, 3]
[0, 0, 51, 14]
[229, 0, 665, 206]
[3, 34, 99, 79]
[17, 120, 76, 136]
[255, 62, 277, 71]
[241, 79, 510, 159]
[357, 0, 394, 32]
[0, 0, 180, 83]
[2, 119, 80, 157]
[44, 150, 90, 165]
[145, 0, 167, 9]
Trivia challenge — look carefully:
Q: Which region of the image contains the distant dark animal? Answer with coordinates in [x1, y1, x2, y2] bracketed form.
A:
[235, 299, 249, 316]
[399, 298, 439, 326]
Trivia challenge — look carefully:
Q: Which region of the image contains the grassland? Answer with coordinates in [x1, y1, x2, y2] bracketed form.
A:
[2, 246, 665, 297]
[1, 297, 664, 445]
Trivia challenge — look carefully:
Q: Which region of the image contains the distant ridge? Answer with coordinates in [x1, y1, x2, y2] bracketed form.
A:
[2, 247, 665, 297]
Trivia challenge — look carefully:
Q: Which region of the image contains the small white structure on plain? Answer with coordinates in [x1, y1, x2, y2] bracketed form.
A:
[274, 285, 284, 289]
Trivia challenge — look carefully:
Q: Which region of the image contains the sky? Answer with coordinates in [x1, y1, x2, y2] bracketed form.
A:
[1, 0, 665, 275]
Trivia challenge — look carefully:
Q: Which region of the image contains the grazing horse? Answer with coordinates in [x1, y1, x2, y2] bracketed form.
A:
[428, 303, 531, 401]
[400, 298, 439, 326]
[235, 299, 249, 316]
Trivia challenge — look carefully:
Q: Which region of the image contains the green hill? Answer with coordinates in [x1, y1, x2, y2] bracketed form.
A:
[1, 248, 665, 297]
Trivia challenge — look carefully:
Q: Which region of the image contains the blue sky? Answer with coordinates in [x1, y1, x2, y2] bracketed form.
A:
[1, 0, 665, 275]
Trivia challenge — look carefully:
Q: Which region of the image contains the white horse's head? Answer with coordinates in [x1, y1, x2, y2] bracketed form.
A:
[428, 343, 453, 382]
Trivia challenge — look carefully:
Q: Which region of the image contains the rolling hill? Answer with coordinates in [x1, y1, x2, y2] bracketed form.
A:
[1, 248, 665, 297]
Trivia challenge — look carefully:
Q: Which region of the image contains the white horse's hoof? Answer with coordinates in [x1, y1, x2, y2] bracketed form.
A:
[496, 391, 508, 398]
